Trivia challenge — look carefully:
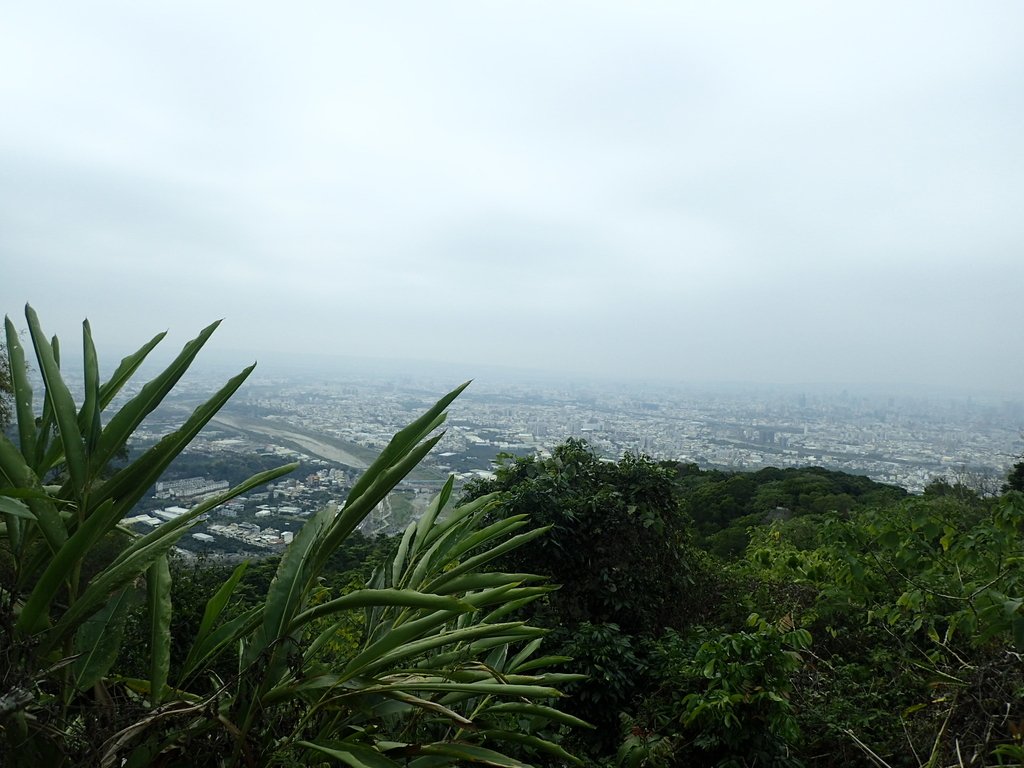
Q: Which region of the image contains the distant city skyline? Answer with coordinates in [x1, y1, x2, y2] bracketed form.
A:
[2, 3, 1023, 393]
[129, 365, 1024, 498]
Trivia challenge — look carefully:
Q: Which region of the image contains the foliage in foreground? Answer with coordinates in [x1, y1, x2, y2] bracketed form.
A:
[6, 304, 1021, 767]
[0, 307, 582, 767]
[462, 440, 715, 755]
[465, 437, 1024, 767]
[462, 439, 708, 636]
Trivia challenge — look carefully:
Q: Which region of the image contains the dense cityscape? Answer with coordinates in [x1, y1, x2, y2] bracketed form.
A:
[117, 365, 1024, 556]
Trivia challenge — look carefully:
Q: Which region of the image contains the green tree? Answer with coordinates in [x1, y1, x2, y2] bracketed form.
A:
[1004, 460, 1024, 493]
[463, 439, 703, 636]
[461, 440, 712, 754]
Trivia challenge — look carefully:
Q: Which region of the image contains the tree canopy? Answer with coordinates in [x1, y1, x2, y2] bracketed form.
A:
[1005, 459, 1024, 493]
[462, 438, 707, 636]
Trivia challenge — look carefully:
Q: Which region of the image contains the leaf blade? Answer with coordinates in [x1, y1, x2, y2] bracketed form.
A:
[147, 555, 172, 705]
[25, 305, 86, 496]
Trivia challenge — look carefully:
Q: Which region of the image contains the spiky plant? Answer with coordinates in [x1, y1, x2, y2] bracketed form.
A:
[0, 306, 297, 764]
[0, 307, 585, 767]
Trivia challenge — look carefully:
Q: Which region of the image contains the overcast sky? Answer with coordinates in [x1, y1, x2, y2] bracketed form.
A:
[2, 2, 1022, 394]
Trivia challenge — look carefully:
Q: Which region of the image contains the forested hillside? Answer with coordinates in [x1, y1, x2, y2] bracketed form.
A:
[3, 310, 1023, 767]
[461, 441, 1024, 766]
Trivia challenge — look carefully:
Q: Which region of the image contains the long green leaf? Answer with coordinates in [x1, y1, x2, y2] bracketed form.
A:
[289, 589, 472, 633]
[42, 528, 184, 653]
[482, 702, 592, 729]
[0, 486, 63, 501]
[97, 331, 167, 410]
[0, 435, 65, 554]
[345, 382, 468, 504]
[507, 637, 543, 671]
[348, 606, 477, 678]
[147, 555, 172, 705]
[319, 392, 461, 579]
[410, 476, 453, 559]
[49, 455, 288, 650]
[408, 758, 459, 768]
[91, 362, 254, 519]
[413, 635, 543, 671]
[391, 520, 417, 587]
[428, 573, 544, 596]
[0, 496, 35, 519]
[314, 435, 445, 575]
[178, 606, 262, 686]
[72, 587, 139, 692]
[473, 729, 584, 765]
[480, 589, 556, 624]
[425, 527, 550, 592]
[91, 320, 221, 479]
[399, 520, 484, 592]
[370, 579, 526, 644]
[193, 560, 248, 647]
[269, 672, 557, 708]
[80, 319, 102, 457]
[298, 740, 403, 768]
[346, 621, 534, 681]
[421, 492, 500, 548]
[25, 304, 86, 496]
[412, 516, 530, 590]
[403, 503, 512, 592]
[441, 514, 531, 559]
[511, 654, 574, 673]
[5, 317, 36, 462]
[17, 499, 119, 635]
[435, 678, 576, 708]
[414, 742, 530, 768]
[245, 502, 334, 676]
[0, 454, 33, 549]
[390, 478, 457, 589]
[31, 336, 58, 471]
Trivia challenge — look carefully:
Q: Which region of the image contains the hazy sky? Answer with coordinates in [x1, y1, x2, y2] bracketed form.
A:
[2, 2, 1023, 393]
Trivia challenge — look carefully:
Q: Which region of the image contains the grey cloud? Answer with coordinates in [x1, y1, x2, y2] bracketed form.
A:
[1, 2, 1022, 394]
